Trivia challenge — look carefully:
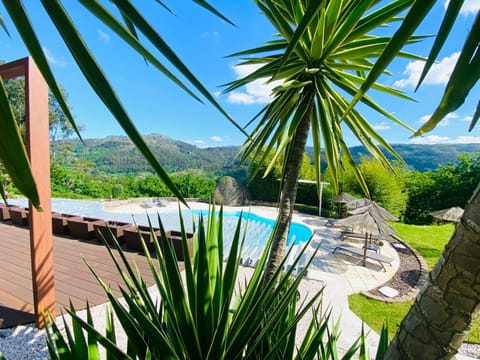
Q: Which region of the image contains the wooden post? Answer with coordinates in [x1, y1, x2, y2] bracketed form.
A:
[0, 57, 55, 328]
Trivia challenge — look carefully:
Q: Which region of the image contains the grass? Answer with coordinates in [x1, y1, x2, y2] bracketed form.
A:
[349, 222, 480, 343]
[348, 295, 412, 341]
[392, 222, 454, 269]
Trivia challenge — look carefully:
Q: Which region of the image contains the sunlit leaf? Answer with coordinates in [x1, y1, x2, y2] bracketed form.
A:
[3, 0, 82, 140]
[0, 78, 39, 207]
[40, 0, 186, 203]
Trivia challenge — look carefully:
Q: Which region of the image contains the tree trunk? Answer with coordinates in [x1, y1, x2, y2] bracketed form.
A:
[386, 182, 480, 359]
[262, 103, 312, 285]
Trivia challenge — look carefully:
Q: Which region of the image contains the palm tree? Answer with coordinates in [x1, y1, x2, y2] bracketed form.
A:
[224, 0, 419, 282]
[229, 1, 480, 357]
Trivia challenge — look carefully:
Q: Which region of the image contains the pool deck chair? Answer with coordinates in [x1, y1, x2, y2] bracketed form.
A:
[332, 243, 393, 271]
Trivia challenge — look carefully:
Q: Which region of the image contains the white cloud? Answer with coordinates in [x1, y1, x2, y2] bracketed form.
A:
[213, 91, 222, 98]
[187, 140, 207, 148]
[210, 135, 224, 142]
[455, 136, 480, 143]
[98, 30, 111, 43]
[227, 91, 256, 105]
[373, 122, 390, 131]
[43, 47, 66, 67]
[410, 135, 450, 144]
[419, 112, 459, 127]
[226, 63, 281, 105]
[444, 0, 480, 16]
[409, 134, 480, 144]
[394, 52, 460, 89]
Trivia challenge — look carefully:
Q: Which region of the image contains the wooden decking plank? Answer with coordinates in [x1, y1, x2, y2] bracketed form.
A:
[0, 222, 162, 329]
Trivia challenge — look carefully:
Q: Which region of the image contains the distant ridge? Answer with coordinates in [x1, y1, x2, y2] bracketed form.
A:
[59, 134, 480, 175]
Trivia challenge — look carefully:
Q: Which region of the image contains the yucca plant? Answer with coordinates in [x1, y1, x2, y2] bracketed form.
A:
[45, 206, 376, 359]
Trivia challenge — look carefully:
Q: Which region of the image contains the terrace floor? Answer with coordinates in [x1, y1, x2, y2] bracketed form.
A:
[0, 221, 167, 329]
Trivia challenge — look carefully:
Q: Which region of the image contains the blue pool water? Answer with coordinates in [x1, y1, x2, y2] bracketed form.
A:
[188, 209, 311, 246]
[8, 198, 312, 251]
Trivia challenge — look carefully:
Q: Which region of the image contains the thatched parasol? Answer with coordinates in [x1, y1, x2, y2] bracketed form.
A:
[430, 207, 464, 223]
[345, 197, 374, 210]
[336, 212, 396, 237]
[335, 209, 396, 267]
[331, 192, 357, 204]
[348, 203, 399, 222]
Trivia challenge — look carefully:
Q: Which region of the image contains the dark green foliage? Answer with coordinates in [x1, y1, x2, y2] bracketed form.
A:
[403, 152, 480, 224]
[334, 157, 408, 218]
[50, 163, 215, 200]
[247, 151, 317, 205]
[59, 134, 244, 177]
[58, 135, 480, 178]
[248, 170, 280, 203]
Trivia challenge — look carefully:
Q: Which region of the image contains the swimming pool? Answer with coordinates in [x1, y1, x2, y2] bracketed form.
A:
[187, 209, 311, 246]
[7, 198, 312, 256]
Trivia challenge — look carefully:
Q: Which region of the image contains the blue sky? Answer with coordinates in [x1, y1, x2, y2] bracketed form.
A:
[0, 1, 479, 148]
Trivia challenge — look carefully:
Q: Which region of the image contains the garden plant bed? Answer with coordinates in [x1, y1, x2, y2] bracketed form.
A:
[67, 216, 102, 240]
[52, 213, 82, 235]
[93, 220, 132, 244]
[0, 204, 12, 221]
[362, 236, 428, 302]
[9, 207, 29, 227]
[166, 230, 194, 261]
[123, 225, 161, 252]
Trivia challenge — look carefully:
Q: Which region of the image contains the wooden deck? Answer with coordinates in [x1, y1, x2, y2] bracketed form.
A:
[0, 221, 170, 328]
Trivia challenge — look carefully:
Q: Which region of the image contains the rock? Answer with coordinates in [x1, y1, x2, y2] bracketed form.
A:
[214, 176, 251, 206]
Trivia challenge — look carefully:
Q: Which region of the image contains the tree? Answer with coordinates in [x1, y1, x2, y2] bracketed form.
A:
[403, 153, 480, 224]
[48, 86, 84, 163]
[3, 75, 82, 162]
[341, 157, 408, 218]
[226, 0, 418, 282]
[247, 150, 315, 204]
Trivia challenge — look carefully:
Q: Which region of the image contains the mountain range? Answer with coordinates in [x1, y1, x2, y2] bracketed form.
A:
[59, 133, 480, 176]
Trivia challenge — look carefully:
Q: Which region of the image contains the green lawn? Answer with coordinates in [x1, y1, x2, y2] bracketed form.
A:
[392, 222, 454, 269]
[348, 222, 480, 343]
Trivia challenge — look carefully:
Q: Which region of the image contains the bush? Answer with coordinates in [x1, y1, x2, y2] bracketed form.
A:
[337, 157, 407, 218]
[403, 152, 480, 224]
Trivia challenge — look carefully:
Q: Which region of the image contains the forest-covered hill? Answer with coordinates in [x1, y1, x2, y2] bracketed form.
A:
[59, 134, 480, 176]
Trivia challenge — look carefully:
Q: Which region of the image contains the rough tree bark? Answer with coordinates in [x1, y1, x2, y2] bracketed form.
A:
[262, 100, 313, 285]
[386, 183, 480, 359]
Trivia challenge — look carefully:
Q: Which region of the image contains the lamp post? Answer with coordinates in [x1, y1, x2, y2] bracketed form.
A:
[318, 181, 330, 217]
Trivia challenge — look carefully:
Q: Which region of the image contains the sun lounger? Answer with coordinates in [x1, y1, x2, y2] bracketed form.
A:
[332, 243, 393, 271]
[341, 231, 383, 242]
